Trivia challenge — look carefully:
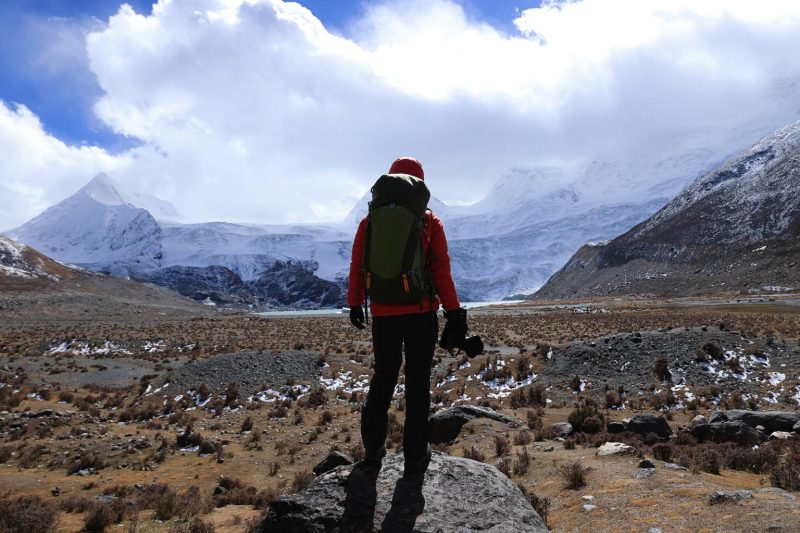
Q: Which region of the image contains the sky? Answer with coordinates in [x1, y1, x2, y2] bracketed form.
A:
[2, 0, 800, 230]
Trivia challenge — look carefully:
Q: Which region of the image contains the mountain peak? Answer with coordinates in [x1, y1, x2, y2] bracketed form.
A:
[80, 173, 128, 207]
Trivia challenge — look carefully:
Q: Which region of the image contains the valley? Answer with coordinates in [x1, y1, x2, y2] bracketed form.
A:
[1, 295, 799, 532]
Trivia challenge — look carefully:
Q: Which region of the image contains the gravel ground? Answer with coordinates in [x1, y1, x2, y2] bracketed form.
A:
[544, 326, 800, 404]
[160, 350, 323, 396]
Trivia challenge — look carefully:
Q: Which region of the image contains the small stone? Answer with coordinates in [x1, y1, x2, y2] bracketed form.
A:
[633, 468, 655, 479]
[582, 495, 594, 501]
[664, 463, 688, 471]
[51, 487, 61, 497]
[769, 431, 793, 440]
[543, 446, 554, 452]
[638, 459, 656, 469]
[756, 425, 766, 432]
[647, 529, 663, 533]
[583, 504, 597, 512]
[689, 415, 707, 430]
[708, 490, 753, 505]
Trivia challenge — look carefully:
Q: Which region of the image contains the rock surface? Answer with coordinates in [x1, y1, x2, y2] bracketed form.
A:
[428, 405, 522, 444]
[313, 451, 353, 476]
[690, 420, 762, 445]
[626, 414, 673, 439]
[596, 442, 637, 457]
[258, 451, 548, 533]
[708, 490, 754, 505]
[723, 410, 800, 434]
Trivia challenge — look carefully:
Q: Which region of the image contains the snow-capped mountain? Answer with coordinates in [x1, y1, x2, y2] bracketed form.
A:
[534, 120, 800, 299]
[12, 114, 796, 308]
[9, 174, 164, 271]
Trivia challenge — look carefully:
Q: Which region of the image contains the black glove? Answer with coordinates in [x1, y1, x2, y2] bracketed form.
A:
[349, 305, 365, 330]
[440, 307, 468, 350]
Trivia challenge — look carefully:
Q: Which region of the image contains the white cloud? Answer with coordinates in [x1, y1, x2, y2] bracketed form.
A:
[0, 101, 130, 230]
[3, 0, 800, 229]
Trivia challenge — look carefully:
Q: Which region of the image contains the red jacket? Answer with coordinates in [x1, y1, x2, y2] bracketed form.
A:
[347, 210, 460, 316]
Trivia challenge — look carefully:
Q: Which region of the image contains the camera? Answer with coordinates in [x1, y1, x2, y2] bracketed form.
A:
[453, 335, 484, 358]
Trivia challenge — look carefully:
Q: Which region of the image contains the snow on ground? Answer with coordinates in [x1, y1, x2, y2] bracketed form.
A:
[47, 340, 133, 356]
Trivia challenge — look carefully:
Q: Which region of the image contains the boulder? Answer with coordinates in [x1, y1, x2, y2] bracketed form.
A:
[708, 490, 753, 505]
[313, 451, 353, 476]
[428, 405, 521, 444]
[626, 414, 673, 439]
[551, 422, 573, 438]
[596, 442, 637, 457]
[725, 410, 800, 433]
[690, 421, 761, 445]
[606, 421, 625, 434]
[794, 420, 800, 434]
[769, 432, 794, 441]
[689, 415, 707, 430]
[257, 452, 548, 533]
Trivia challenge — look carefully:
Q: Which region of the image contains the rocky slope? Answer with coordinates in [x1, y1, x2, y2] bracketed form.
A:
[534, 121, 800, 299]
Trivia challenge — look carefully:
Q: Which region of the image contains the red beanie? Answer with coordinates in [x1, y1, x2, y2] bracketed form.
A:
[388, 157, 424, 181]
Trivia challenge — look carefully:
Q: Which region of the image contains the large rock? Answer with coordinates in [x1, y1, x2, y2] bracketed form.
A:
[690, 421, 761, 445]
[258, 452, 548, 533]
[428, 405, 521, 444]
[724, 410, 800, 434]
[597, 442, 638, 457]
[794, 420, 800, 434]
[625, 414, 673, 439]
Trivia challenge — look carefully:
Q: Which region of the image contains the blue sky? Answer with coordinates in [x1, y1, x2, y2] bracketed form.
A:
[0, 0, 541, 152]
[2, 0, 799, 231]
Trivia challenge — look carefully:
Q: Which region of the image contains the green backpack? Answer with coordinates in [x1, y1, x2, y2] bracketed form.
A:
[364, 173, 435, 305]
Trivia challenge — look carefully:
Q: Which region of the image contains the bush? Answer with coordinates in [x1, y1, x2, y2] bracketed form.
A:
[462, 445, 485, 463]
[516, 484, 550, 528]
[558, 460, 588, 490]
[0, 494, 58, 533]
[509, 384, 547, 409]
[241, 417, 254, 433]
[567, 401, 604, 433]
[651, 443, 673, 463]
[580, 416, 603, 434]
[494, 435, 510, 457]
[653, 357, 671, 382]
[770, 442, 800, 491]
[83, 503, 117, 533]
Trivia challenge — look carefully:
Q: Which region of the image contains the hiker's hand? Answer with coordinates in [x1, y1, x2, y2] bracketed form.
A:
[440, 307, 467, 349]
[349, 305, 365, 330]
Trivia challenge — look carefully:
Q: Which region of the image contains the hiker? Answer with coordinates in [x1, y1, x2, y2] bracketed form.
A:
[347, 156, 467, 477]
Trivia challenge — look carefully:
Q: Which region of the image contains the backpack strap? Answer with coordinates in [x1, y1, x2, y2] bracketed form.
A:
[362, 215, 371, 325]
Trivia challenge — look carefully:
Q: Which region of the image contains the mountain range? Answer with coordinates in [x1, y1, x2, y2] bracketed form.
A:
[6, 120, 796, 308]
[534, 120, 800, 299]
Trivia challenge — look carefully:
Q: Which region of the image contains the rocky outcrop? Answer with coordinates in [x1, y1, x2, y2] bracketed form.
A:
[689, 420, 761, 445]
[533, 120, 800, 299]
[626, 414, 673, 439]
[722, 410, 800, 434]
[313, 451, 353, 476]
[258, 451, 548, 532]
[428, 405, 522, 444]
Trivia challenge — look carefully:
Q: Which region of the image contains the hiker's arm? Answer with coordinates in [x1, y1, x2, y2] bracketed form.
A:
[347, 218, 368, 308]
[428, 215, 460, 311]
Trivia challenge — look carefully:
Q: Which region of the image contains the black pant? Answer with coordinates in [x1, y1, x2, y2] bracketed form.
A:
[361, 312, 438, 461]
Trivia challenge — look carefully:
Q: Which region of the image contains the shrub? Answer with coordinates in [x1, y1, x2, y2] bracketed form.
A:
[653, 357, 671, 382]
[770, 442, 800, 491]
[291, 471, 314, 493]
[462, 445, 485, 463]
[567, 401, 604, 433]
[514, 430, 532, 446]
[494, 435, 510, 457]
[558, 460, 588, 490]
[510, 384, 547, 409]
[513, 447, 531, 476]
[83, 503, 117, 533]
[516, 484, 550, 528]
[526, 409, 544, 431]
[224, 382, 239, 407]
[0, 494, 58, 533]
[67, 452, 107, 475]
[241, 417, 254, 433]
[580, 416, 603, 434]
[651, 443, 673, 463]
